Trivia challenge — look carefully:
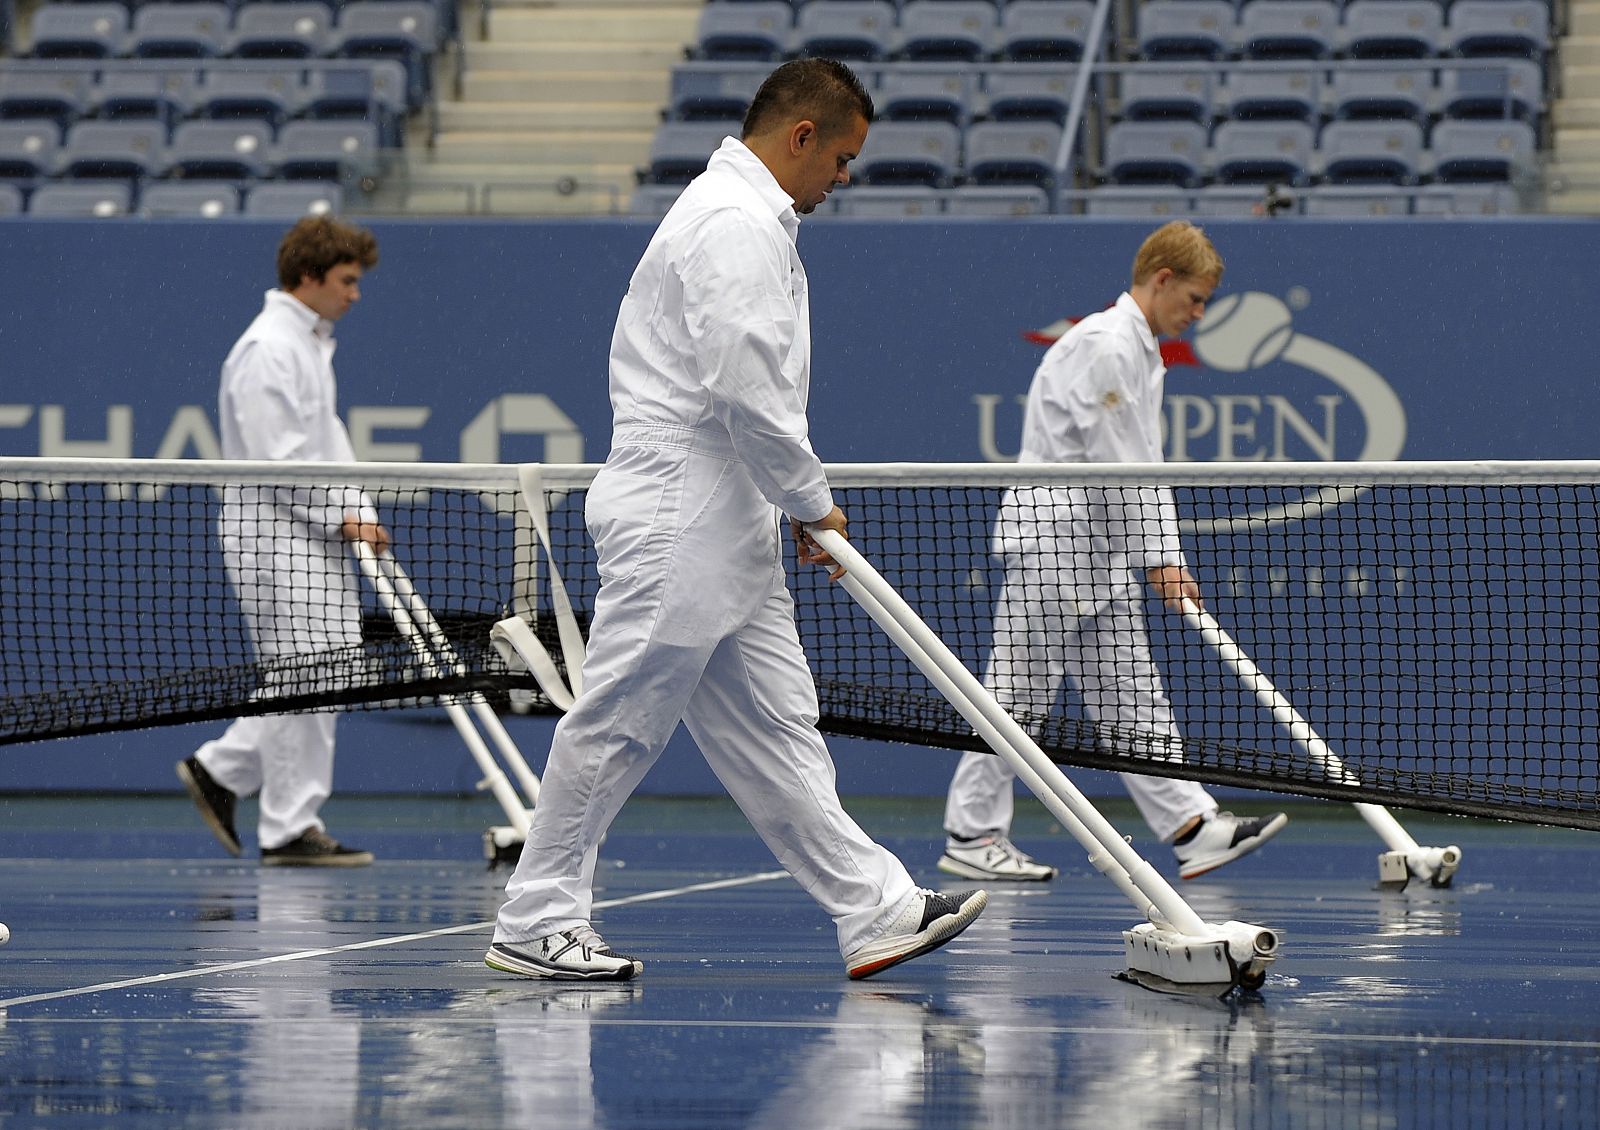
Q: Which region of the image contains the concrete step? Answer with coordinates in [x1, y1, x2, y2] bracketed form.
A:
[486, 6, 699, 44]
[1552, 98, 1600, 129]
[430, 128, 654, 163]
[1559, 63, 1600, 98]
[399, 181, 631, 216]
[463, 42, 686, 72]
[436, 99, 660, 131]
[1560, 36, 1600, 67]
[461, 69, 674, 102]
[1566, 3, 1600, 35]
[1551, 126, 1600, 157]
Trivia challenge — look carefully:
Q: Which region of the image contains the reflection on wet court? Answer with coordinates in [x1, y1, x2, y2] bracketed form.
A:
[1, 794, 1597, 1128]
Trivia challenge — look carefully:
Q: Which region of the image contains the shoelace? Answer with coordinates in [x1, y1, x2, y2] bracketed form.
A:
[569, 923, 606, 951]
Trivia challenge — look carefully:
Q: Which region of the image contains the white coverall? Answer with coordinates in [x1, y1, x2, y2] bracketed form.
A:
[494, 137, 919, 957]
[944, 292, 1217, 844]
[193, 289, 376, 850]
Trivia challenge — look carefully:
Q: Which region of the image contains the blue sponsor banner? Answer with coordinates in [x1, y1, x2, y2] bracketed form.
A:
[1, 217, 1596, 799]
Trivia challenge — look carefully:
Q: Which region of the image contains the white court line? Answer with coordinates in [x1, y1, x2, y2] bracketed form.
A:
[0, 869, 788, 1013]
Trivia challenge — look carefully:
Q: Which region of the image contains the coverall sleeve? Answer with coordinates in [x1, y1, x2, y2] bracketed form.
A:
[678, 210, 834, 523]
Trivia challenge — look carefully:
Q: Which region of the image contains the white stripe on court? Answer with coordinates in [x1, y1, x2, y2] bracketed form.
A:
[0, 869, 788, 1012]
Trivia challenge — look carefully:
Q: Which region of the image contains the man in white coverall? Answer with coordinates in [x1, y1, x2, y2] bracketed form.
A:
[486, 59, 987, 983]
[177, 216, 385, 867]
[938, 222, 1288, 884]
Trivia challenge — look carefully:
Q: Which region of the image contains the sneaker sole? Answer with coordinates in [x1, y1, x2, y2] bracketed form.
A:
[937, 854, 1058, 882]
[261, 852, 375, 868]
[176, 760, 241, 857]
[1179, 813, 1290, 880]
[484, 945, 642, 982]
[847, 890, 989, 980]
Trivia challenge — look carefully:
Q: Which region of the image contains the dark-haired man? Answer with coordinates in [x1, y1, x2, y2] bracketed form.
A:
[487, 59, 986, 983]
[178, 216, 385, 867]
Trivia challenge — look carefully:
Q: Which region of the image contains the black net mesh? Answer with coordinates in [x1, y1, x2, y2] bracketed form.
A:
[3, 462, 1597, 830]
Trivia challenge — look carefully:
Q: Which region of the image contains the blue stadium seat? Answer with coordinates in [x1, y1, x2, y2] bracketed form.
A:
[301, 63, 406, 145]
[627, 182, 686, 217]
[332, 1, 439, 107]
[126, 3, 230, 58]
[1118, 70, 1214, 124]
[1211, 119, 1314, 184]
[94, 69, 197, 129]
[1428, 119, 1536, 182]
[1082, 185, 1190, 217]
[1329, 66, 1432, 122]
[273, 118, 379, 182]
[1222, 70, 1320, 122]
[245, 179, 344, 216]
[667, 65, 766, 121]
[1238, 1, 1338, 60]
[832, 185, 943, 217]
[693, 2, 792, 61]
[850, 119, 960, 187]
[1340, 0, 1444, 60]
[1317, 119, 1424, 183]
[1192, 183, 1287, 216]
[61, 119, 166, 179]
[946, 184, 1050, 216]
[229, 2, 334, 59]
[1445, 0, 1549, 59]
[998, 0, 1094, 63]
[875, 69, 975, 125]
[645, 121, 732, 183]
[964, 120, 1061, 187]
[0, 181, 23, 214]
[1412, 183, 1518, 214]
[1437, 60, 1543, 121]
[196, 70, 302, 130]
[139, 179, 239, 215]
[1301, 186, 1411, 216]
[1101, 119, 1207, 187]
[28, 180, 132, 215]
[0, 70, 92, 134]
[0, 121, 60, 184]
[982, 68, 1075, 124]
[1137, 1, 1233, 61]
[794, 1, 895, 62]
[895, 1, 996, 63]
[28, 4, 128, 59]
[163, 118, 272, 181]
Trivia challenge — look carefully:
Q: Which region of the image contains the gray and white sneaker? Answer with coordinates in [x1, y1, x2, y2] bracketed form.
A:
[485, 924, 643, 982]
[846, 889, 988, 980]
[938, 835, 1058, 882]
[1173, 811, 1289, 880]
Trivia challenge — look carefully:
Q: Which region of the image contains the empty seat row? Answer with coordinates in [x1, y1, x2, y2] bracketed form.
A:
[23, 1, 439, 105]
[631, 181, 1054, 217]
[695, 0, 1094, 63]
[0, 61, 410, 143]
[647, 119, 1064, 187]
[1117, 60, 1544, 125]
[0, 177, 343, 215]
[1139, 0, 1549, 62]
[1074, 182, 1519, 216]
[667, 58, 1543, 129]
[1103, 117, 1535, 186]
[0, 117, 380, 183]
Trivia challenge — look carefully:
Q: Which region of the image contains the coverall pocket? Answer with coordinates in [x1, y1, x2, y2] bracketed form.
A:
[586, 469, 666, 584]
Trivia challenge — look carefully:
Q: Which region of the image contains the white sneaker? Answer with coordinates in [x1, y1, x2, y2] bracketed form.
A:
[846, 889, 988, 980]
[485, 924, 643, 982]
[1173, 811, 1289, 880]
[938, 835, 1058, 882]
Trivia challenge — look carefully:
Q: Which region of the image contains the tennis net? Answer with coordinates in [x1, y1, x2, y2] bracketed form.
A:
[2, 458, 1596, 830]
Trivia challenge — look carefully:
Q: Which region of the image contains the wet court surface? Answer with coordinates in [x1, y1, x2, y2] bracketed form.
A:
[0, 794, 1596, 1128]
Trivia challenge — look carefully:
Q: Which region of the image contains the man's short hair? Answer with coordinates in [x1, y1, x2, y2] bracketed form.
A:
[276, 216, 379, 290]
[741, 58, 874, 142]
[1132, 221, 1224, 286]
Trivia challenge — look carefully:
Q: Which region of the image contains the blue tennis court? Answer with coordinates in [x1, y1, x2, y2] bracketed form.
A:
[1, 792, 1596, 1128]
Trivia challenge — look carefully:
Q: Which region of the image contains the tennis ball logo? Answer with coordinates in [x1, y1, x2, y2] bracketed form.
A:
[1192, 292, 1294, 372]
